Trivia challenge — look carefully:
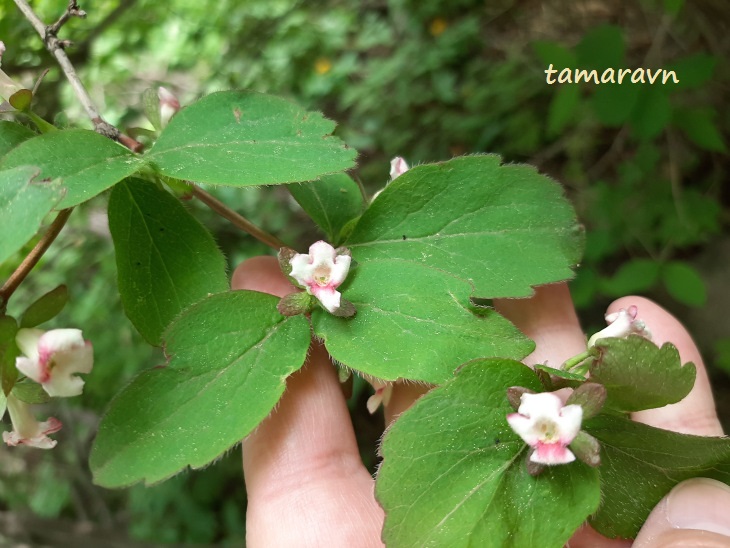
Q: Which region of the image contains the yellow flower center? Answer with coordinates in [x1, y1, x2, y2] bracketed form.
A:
[534, 418, 558, 442]
[313, 265, 331, 286]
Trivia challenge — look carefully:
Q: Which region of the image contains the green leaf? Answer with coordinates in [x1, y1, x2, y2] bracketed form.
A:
[598, 258, 660, 297]
[673, 107, 726, 153]
[19, 285, 69, 328]
[9, 89, 32, 112]
[589, 336, 696, 412]
[0, 389, 5, 420]
[147, 91, 356, 186]
[547, 85, 580, 136]
[0, 166, 64, 265]
[12, 380, 50, 404]
[377, 359, 601, 547]
[108, 178, 229, 345]
[662, 261, 707, 307]
[142, 88, 163, 132]
[630, 88, 671, 139]
[90, 291, 311, 487]
[0, 120, 35, 157]
[532, 41, 577, 69]
[288, 173, 364, 244]
[715, 338, 730, 375]
[586, 414, 730, 539]
[345, 155, 583, 298]
[576, 25, 625, 70]
[311, 260, 533, 384]
[0, 129, 143, 208]
[0, 316, 20, 396]
[663, 0, 684, 16]
[590, 84, 640, 127]
[666, 53, 715, 90]
[534, 364, 586, 388]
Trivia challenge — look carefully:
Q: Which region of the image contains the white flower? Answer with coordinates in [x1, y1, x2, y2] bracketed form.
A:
[366, 380, 394, 414]
[507, 392, 582, 465]
[158, 86, 180, 128]
[0, 41, 5, 66]
[289, 241, 351, 313]
[2, 394, 62, 449]
[389, 157, 409, 180]
[587, 305, 651, 348]
[15, 328, 94, 398]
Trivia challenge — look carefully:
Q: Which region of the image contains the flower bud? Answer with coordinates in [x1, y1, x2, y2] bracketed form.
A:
[158, 86, 180, 128]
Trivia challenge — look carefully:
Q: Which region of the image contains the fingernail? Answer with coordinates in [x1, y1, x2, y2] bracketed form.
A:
[666, 478, 730, 537]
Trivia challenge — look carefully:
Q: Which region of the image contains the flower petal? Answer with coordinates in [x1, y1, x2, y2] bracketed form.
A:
[290, 253, 316, 287]
[309, 241, 337, 263]
[558, 404, 583, 443]
[15, 355, 49, 384]
[506, 413, 541, 447]
[310, 285, 341, 313]
[531, 442, 576, 465]
[15, 328, 43, 361]
[517, 392, 563, 419]
[329, 255, 351, 287]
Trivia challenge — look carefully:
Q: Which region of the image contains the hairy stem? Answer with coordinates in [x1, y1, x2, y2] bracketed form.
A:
[190, 185, 288, 250]
[12, 0, 142, 152]
[0, 209, 73, 312]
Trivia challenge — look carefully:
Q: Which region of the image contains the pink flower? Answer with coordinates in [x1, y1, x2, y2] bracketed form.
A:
[2, 394, 62, 449]
[373, 157, 410, 201]
[587, 305, 651, 348]
[367, 380, 394, 414]
[389, 157, 409, 180]
[507, 392, 582, 465]
[15, 328, 93, 398]
[158, 86, 180, 128]
[290, 241, 351, 313]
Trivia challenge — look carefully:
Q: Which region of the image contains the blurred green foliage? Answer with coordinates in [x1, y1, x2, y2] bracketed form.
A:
[0, 0, 728, 543]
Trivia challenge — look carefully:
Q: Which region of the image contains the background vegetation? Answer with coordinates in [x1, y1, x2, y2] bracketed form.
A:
[0, 0, 727, 544]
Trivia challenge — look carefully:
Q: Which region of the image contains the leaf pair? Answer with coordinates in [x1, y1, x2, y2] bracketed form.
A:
[0, 92, 357, 269]
[378, 335, 728, 546]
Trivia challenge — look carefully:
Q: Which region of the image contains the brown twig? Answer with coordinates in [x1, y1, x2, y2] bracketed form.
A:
[47, 1, 86, 37]
[190, 185, 288, 250]
[12, 0, 143, 152]
[0, 209, 73, 312]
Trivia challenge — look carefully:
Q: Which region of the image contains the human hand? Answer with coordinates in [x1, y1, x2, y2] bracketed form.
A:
[232, 256, 730, 547]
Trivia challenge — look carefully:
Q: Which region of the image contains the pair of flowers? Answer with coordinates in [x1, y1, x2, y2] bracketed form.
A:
[507, 306, 651, 466]
[3, 329, 93, 449]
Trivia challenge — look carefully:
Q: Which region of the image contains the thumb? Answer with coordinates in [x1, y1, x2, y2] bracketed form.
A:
[633, 478, 730, 547]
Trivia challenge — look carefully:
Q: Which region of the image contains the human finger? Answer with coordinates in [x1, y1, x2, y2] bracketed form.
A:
[494, 283, 586, 367]
[633, 478, 730, 547]
[232, 256, 384, 546]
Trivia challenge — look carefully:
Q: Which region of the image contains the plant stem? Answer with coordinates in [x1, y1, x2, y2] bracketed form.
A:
[190, 185, 288, 251]
[562, 350, 591, 372]
[0, 209, 73, 313]
[12, 0, 143, 152]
